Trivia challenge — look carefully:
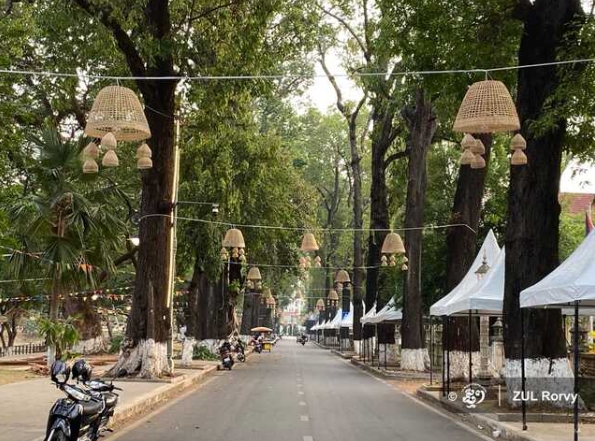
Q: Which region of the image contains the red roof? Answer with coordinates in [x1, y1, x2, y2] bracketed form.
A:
[560, 193, 594, 215]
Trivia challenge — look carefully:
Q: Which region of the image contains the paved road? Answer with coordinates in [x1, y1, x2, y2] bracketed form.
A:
[111, 340, 485, 441]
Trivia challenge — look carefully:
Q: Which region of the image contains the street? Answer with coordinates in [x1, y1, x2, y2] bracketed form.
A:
[110, 340, 486, 441]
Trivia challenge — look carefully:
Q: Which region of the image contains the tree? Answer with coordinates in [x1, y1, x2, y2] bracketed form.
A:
[503, 0, 586, 404]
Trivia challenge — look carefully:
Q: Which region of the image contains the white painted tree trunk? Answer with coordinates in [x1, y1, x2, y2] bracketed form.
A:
[505, 357, 577, 408]
[47, 346, 56, 368]
[109, 339, 170, 378]
[354, 340, 362, 356]
[447, 350, 481, 381]
[378, 343, 398, 365]
[401, 348, 429, 371]
[72, 336, 107, 355]
[341, 339, 351, 351]
[181, 337, 196, 366]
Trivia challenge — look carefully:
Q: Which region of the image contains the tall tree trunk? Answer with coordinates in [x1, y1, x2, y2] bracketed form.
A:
[504, 0, 584, 405]
[443, 134, 492, 379]
[74, 0, 178, 378]
[401, 89, 437, 371]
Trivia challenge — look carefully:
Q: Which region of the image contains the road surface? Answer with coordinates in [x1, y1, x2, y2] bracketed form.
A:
[111, 340, 485, 441]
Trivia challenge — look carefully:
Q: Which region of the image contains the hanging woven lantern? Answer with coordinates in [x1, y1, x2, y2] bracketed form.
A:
[328, 289, 339, 301]
[223, 228, 245, 249]
[510, 133, 527, 151]
[316, 298, 325, 311]
[83, 141, 100, 159]
[300, 233, 319, 252]
[471, 154, 486, 170]
[335, 269, 351, 284]
[389, 255, 397, 266]
[460, 149, 475, 165]
[137, 156, 153, 170]
[136, 143, 152, 158]
[461, 133, 476, 150]
[511, 149, 528, 166]
[402, 264, 409, 271]
[247, 266, 262, 281]
[83, 158, 99, 174]
[101, 132, 117, 150]
[453, 80, 520, 133]
[314, 256, 322, 267]
[402, 256, 409, 263]
[471, 139, 486, 155]
[102, 149, 119, 167]
[85, 85, 151, 141]
[220, 247, 229, 261]
[381, 255, 388, 266]
[381, 232, 405, 255]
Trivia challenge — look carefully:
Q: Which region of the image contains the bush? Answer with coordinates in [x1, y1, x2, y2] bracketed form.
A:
[193, 344, 219, 361]
[108, 335, 124, 354]
[38, 317, 79, 360]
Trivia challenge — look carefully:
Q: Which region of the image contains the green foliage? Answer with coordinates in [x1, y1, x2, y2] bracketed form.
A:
[38, 317, 79, 359]
[192, 344, 219, 361]
[108, 335, 124, 354]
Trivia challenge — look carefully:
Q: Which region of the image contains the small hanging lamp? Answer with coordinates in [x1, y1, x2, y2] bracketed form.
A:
[453, 80, 520, 134]
[471, 139, 486, 155]
[300, 233, 319, 252]
[314, 256, 322, 267]
[510, 133, 528, 166]
[316, 298, 325, 311]
[83, 158, 99, 174]
[247, 266, 262, 281]
[381, 232, 406, 255]
[461, 133, 476, 149]
[102, 149, 119, 167]
[401, 264, 409, 271]
[381, 255, 388, 266]
[83, 141, 100, 159]
[137, 156, 153, 170]
[511, 149, 528, 166]
[460, 149, 475, 165]
[136, 142, 152, 158]
[470, 154, 486, 170]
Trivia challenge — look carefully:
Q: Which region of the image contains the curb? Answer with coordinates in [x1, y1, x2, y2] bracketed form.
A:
[350, 357, 431, 381]
[416, 388, 544, 441]
[110, 365, 218, 427]
[330, 349, 355, 359]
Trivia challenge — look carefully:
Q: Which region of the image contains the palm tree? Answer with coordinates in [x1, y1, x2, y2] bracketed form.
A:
[7, 127, 130, 360]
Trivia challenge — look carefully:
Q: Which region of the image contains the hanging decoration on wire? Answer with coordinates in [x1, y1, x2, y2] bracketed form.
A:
[380, 232, 408, 271]
[453, 79, 526, 168]
[83, 85, 152, 173]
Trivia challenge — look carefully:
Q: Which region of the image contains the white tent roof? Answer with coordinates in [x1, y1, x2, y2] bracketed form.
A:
[360, 303, 377, 324]
[340, 304, 354, 328]
[368, 300, 403, 323]
[521, 230, 595, 308]
[445, 248, 505, 316]
[328, 309, 343, 329]
[430, 229, 500, 316]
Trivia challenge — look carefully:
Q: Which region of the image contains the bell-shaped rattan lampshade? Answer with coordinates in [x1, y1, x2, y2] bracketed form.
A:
[83, 158, 99, 174]
[453, 80, 520, 134]
[102, 149, 119, 167]
[461, 133, 476, 150]
[335, 269, 351, 284]
[137, 156, 153, 170]
[471, 154, 486, 169]
[136, 143, 152, 158]
[510, 133, 527, 151]
[83, 142, 100, 159]
[511, 149, 528, 165]
[316, 298, 325, 311]
[223, 228, 245, 249]
[300, 233, 319, 252]
[328, 289, 339, 301]
[247, 266, 262, 281]
[85, 86, 151, 141]
[460, 149, 475, 165]
[381, 232, 406, 255]
[471, 139, 486, 155]
[101, 132, 117, 150]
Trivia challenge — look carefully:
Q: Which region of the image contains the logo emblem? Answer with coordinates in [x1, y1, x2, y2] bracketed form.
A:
[461, 383, 487, 409]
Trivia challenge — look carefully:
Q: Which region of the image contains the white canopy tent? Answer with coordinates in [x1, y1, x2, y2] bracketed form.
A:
[430, 230, 500, 316]
[360, 303, 377, 325]
[328, 309, 343, 329]
[340, 304, 354, 329]
[368, 300, 402, 324]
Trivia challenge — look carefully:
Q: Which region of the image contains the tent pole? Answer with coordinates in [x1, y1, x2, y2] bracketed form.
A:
[442, 316, 446, 397]
[574, 300, 580, 441]
[430, 316, 434, 385]
[468, 309, 473, 384]
[447, 316, 451, 397]
[384, 342, 387, 370]
[521, 307, 527, 431]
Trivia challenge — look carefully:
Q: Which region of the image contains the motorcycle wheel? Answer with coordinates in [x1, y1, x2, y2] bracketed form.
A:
[237, 354, 245, 362]
[47, 429, 68, 441]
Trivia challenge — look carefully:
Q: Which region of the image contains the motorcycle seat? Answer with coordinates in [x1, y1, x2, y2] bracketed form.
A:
[80, 400, 103, 416]
[103, 392, 118, 408]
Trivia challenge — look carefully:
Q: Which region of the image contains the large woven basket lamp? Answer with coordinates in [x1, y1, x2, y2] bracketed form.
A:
[316, 298, 325, 312]
[453, 80, 526, 168]
[222, 228, 246, 261]
[327, 289, 339, 307]
[381, 232, 408, 271]
[83, 85, 152, 173]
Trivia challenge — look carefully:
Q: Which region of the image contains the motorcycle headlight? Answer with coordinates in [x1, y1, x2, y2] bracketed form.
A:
[64, 385, 90, 402]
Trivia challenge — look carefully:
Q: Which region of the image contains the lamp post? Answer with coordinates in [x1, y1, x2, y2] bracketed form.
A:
[475, 254, 491, 384]
[221, 228, 246, 336]
[244, 266, 262, 334]
[327, 289, 339, 347]
[335, 270, 352, 351]
[316, 298, 325, 343]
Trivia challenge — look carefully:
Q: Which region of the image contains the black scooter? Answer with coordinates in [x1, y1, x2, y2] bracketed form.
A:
[45, 361, 121, 441]
[219, 343, 234, 370]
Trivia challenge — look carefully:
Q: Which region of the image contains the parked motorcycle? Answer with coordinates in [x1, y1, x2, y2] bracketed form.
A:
[253, 340, 263, 354]
[44, 360, 121, 441]
[234, 341, 246, 362]
[219, 342, 234, 370]
[297, 335, 307, 346]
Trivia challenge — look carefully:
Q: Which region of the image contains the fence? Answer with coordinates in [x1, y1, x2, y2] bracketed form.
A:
[0, 342, 46, 358]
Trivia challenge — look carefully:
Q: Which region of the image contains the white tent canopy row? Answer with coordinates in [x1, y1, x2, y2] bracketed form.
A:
[340, 304, 354, 329]
[360, 303, 377, 325]
[328, 309, 343, 330]
[521, 229, 595, 309]
[367, 299, 402, 324]
[430, 229, 501, 317]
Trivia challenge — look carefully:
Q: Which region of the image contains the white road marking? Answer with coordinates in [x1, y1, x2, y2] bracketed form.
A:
[300, 415, 310, 422]
[299, 401, 307, 406]
[303, 436, 314, 441]
[298, 391, 305, 395]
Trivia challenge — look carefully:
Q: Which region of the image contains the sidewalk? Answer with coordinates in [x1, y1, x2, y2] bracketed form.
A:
[416, 388, 595, 441]
[0, 363, 218, 441]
